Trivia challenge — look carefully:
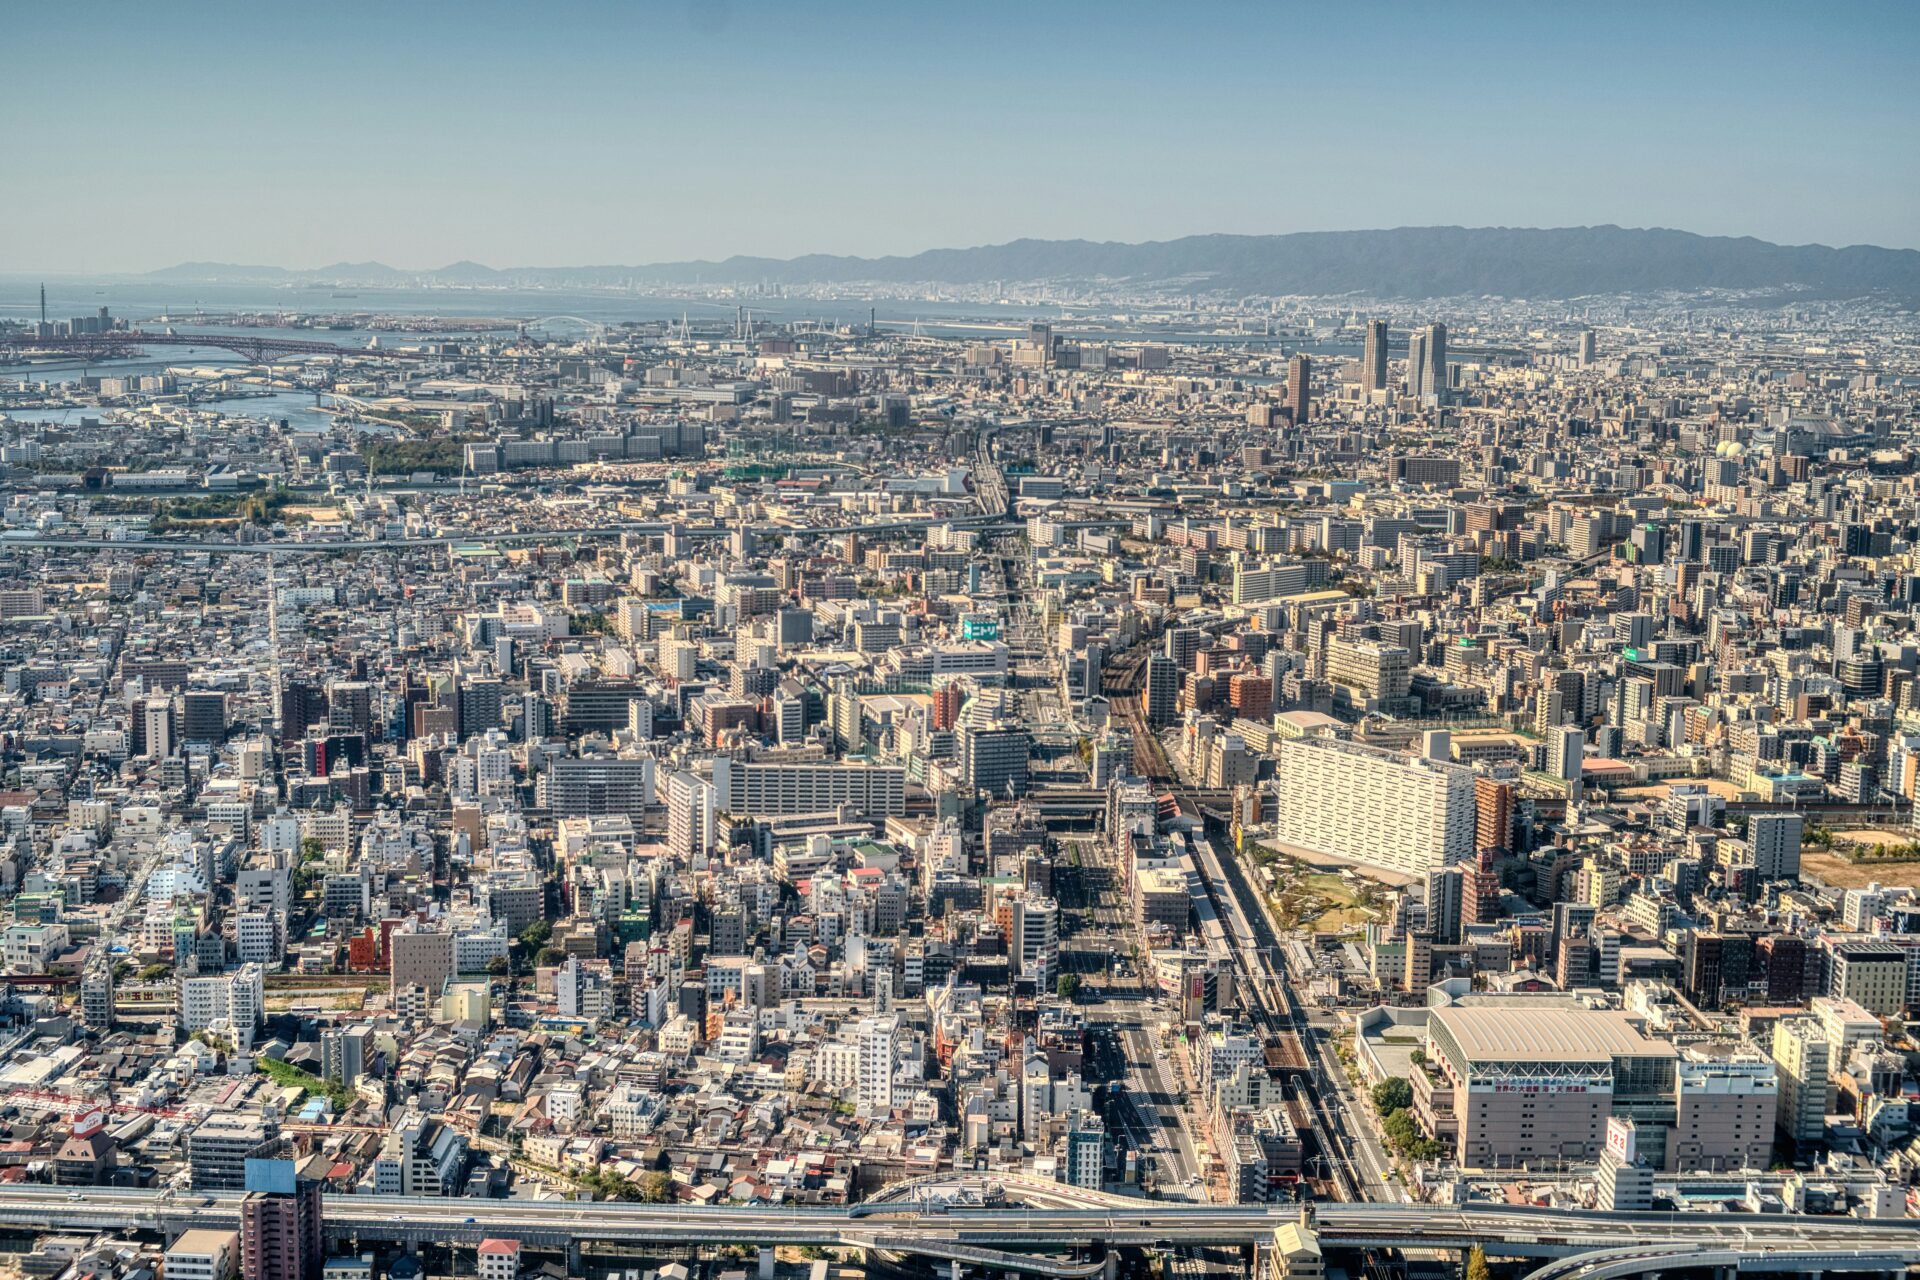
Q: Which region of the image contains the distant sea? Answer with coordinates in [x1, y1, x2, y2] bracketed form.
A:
[1, 278, 1366, 386]
[1, 278, 1058, 333]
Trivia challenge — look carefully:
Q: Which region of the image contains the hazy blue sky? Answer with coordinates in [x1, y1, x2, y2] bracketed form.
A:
[7, 1, 1916, 272]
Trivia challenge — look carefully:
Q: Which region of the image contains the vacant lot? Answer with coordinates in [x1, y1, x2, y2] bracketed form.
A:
[265, 991, 365, 1013]
[1832, 828, 1920, 850]
[1801, 849, 1918, 889]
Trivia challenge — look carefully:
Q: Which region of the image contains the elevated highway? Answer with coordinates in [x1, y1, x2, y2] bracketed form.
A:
[2, 1187, 1918, 1266]
[859, 1172, 1133, 1210]
[1521, 1243, 1920, 1280]
[849, 1235, 1106, 1279]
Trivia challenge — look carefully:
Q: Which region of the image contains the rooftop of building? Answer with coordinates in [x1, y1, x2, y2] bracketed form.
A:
[1431, 1004, 1676, 1065]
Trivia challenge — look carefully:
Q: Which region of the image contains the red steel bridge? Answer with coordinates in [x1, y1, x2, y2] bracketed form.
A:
[2, 330, 425, 363]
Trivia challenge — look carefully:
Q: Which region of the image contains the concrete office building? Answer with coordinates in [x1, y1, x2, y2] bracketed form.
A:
[166, 1229, 240, 1280]
[856, 1013, 900, 1112]
[1062, 1111, 1106, 1189]
[180, 964, 265, 1052]
[1286, 354, 1311, 423]
[1233, 561, 1311, 606]
[181, 690, 228, 744]
[665, 771, 716, 858]
[371, 1114, 467, 1197]
[326, 681, 373, 738]
[388, 928, 455, 997]
[1408, 322, 1448, 399]
[1812, 995, 1882, 1063]
[1771, 1016, 1831, 1147]
[548, 755, 656, 820]
[1407, 329, 1429, 400]
[143, 696, 175, 761]
[1597, 1150, 1654, 1212]
[1749, 812, 1803, 880]
[1326, 638, 1411, 707]
[1668, 1049, 1777, 1172]
[321, 1025, 371, 1088]
[1135, 867, 1192, 931]
[1008, 894, 1060, 988]
[958, 720, 1031, 797]
[0, 587, 46, 619]
[1275, 737, 1476, 878]
[187, 1115, 281, 1192]
[1826, 940, 1907, 1017]
[1547, 725, 1585, 784]
[1143, 653, 1179, 727]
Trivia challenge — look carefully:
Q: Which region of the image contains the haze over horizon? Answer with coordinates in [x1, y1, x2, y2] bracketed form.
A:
[15, 222, 1914, 281]
[6, 0, 1917, 274]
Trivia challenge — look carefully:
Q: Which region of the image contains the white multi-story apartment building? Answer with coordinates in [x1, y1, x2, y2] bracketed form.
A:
[599, 1082, 660, 1139]
[1009, 893, 1060, 988]
[1232, 561, 1311, 606]
[4, 921, 70, 974]
[857, 1013, 900, 1113]
[163, 1229, 239, 1280]
[477, 1240, 522, 1280]
[712, 759, 905, 817]
[811, 1040, 861, 1092]
[1771, 1016, 1831, 1146]
[1326, 637, 1412, 705]
[665, 771, 716, 858]
[1274, 737, 1476, 878]
[233, 911, 280, 965]
[179, 963, 265, 1051]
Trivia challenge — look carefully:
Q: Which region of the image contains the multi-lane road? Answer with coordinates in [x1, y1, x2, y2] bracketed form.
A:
[1043, 704, 1204, 1196]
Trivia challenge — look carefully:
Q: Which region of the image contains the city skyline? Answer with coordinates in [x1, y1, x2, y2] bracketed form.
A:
[5, 1, 1917, 273]
[5, 3, 1920, 1275]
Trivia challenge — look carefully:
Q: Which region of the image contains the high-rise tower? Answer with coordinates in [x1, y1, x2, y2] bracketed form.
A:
[1286, 353, 1312, 423]
[1407, 323, 1447, 400]
[1422, 322, 1448, 399]
[1362, 319, 1388, 392]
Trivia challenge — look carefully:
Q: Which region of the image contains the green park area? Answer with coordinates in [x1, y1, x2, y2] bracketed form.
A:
[1251, 846, 1384, 931]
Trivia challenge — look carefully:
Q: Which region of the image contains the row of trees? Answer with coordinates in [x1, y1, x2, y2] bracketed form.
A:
[578, 1167, 674, 1202]
[1370, 1076, 1448, 1163]
[514, 919, 568, 971]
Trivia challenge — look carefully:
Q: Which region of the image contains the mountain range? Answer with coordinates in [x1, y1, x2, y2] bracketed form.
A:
[145, 225, 1920, 302]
